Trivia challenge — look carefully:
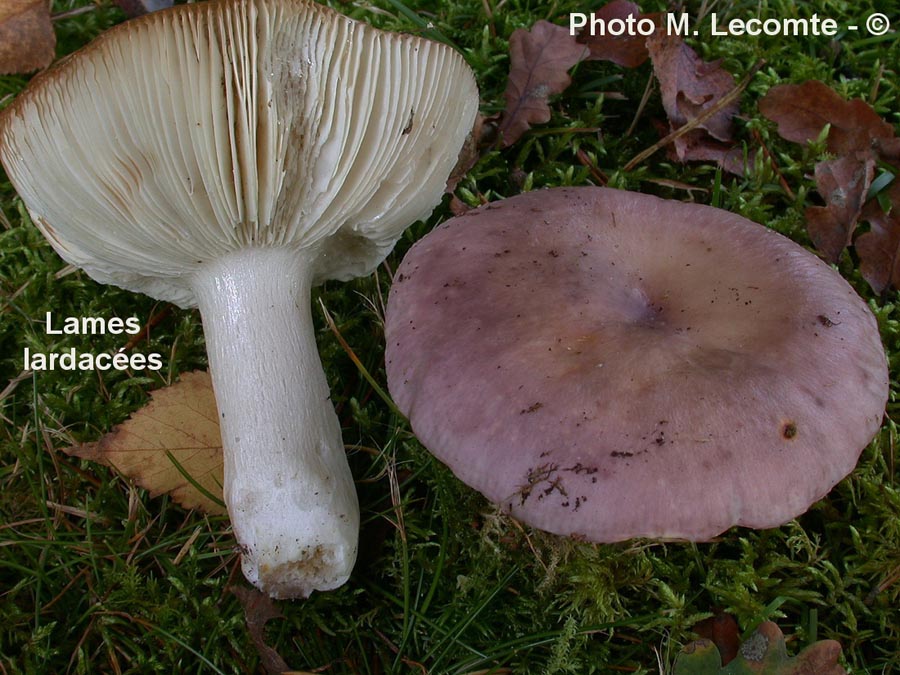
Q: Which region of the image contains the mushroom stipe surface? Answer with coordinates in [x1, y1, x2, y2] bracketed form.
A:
[0, 0, 479, 597]
[385, 187, 889, 542]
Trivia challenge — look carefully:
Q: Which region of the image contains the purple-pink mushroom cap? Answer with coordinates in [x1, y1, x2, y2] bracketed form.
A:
[385, 187, 889, 542]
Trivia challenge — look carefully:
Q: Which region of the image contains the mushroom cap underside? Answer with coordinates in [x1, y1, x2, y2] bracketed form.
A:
[0, 0, 478, 307]
[385, 187, 889, 541]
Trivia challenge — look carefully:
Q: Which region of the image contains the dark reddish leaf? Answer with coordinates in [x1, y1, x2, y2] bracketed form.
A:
[758, 79, 900, 290]
[445, 113, 489, 194]
[759, 81, 896, 157]
[231, 587, 291, 675]
[856, 182, 900, 293]
[114, 0, 172, 17]
[693, 612, 741, 665]
[0, 0, 54, 74]
[673, 133, 746, 175]
[804, 154, 875, 263]
[449, 194, 473, 216]
[643, 31, 744, 173]
[647, 32, 737, 143]
[576, 0, 651, 68]
[499, 20, 589, 147]
[877, 137, 900, 163]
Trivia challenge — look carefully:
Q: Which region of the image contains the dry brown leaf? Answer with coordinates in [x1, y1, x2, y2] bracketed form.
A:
[646, 31, 741, 172]
[692, 611, 741, 666]
[499, 20, 589, 147]
[759, 81, 896, 156]
[445, 113, 489, 194]
[576, 0, 651, 68]
[647, 32, 737, 142]
[0, 0, 55, 74]
[67, 371, 226, 516]
[804, 154, 875, 263]
[670, 135, 745, 175]
[856, 182, 900, 293]
[231, 587, 291, 675]
[759, 80, 900, 280]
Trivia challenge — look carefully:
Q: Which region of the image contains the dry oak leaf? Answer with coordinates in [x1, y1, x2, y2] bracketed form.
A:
[759, 81, 897, 157]
[670, 132, 746, 175]
[856, 182, 900, 294]
[499, 20, 589, 147]
[759, 81, 900, 269]
[646, 31, 742, 173]
[0, 0, 55, 74]
[692, 611, 741, 666]
[576, 0, 652, 68]
[67, 370, 226, 516]
[804, 153, 875, 264]
[647, 32, 737, 142]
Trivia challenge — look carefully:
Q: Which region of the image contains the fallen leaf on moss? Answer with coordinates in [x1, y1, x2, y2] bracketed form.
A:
[804, 154, 875, 263]
[759, 80, 900, 280]
[66, 371, 226, 516]
[671, 134, 746, 175]
[0, 0, 55, 74]
[759, 81, 896, 156]
[499, 20, 588, 147]
[675, 621, 847, 674]
[576, 0, 651, 68]
[856, 182, 900, 294]
[231, 587, 290, 675]
[693, 611, 741, 666]
[446, 113, 490, 193]
[646, 31, 741, 172]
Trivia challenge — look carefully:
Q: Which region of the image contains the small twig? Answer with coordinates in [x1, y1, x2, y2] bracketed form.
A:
[318, 298, 402, 417]
[387, 452, 406, 543]
[0, 369, 33, 405]
[125, 514, 160, 565]
[121, 305, 173, 352]
[624, 59, 765, 172]
[174, 526, 204, 565]
[374, 627, 401, 655]
[54, 264, 78, 279]
[45, 500, 106, 522]
[401, 658, 428, 675]
[575, 148, 608, 185]
[505, 516, 546, 572]
[40, 568, 89, 613]
[626, 72, 655, 138]
[866, 564, 900, 605]
[870, 62, 885, 104]
[0, 517, 47, 533]
[51, 4, 97, 21]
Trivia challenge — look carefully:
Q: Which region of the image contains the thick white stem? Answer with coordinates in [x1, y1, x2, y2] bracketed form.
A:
[191, 247, 358, 598]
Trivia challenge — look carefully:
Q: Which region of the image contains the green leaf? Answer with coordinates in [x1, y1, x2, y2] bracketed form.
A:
[675, 639, 723, 673]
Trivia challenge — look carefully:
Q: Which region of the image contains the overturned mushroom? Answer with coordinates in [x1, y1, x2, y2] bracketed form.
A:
[385, 187, 888, 541]
[0, 0, 479, 597]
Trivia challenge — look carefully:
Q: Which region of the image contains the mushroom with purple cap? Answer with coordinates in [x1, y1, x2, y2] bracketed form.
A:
[385, 187, 888, 542]
[0, 0, 479, 598]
